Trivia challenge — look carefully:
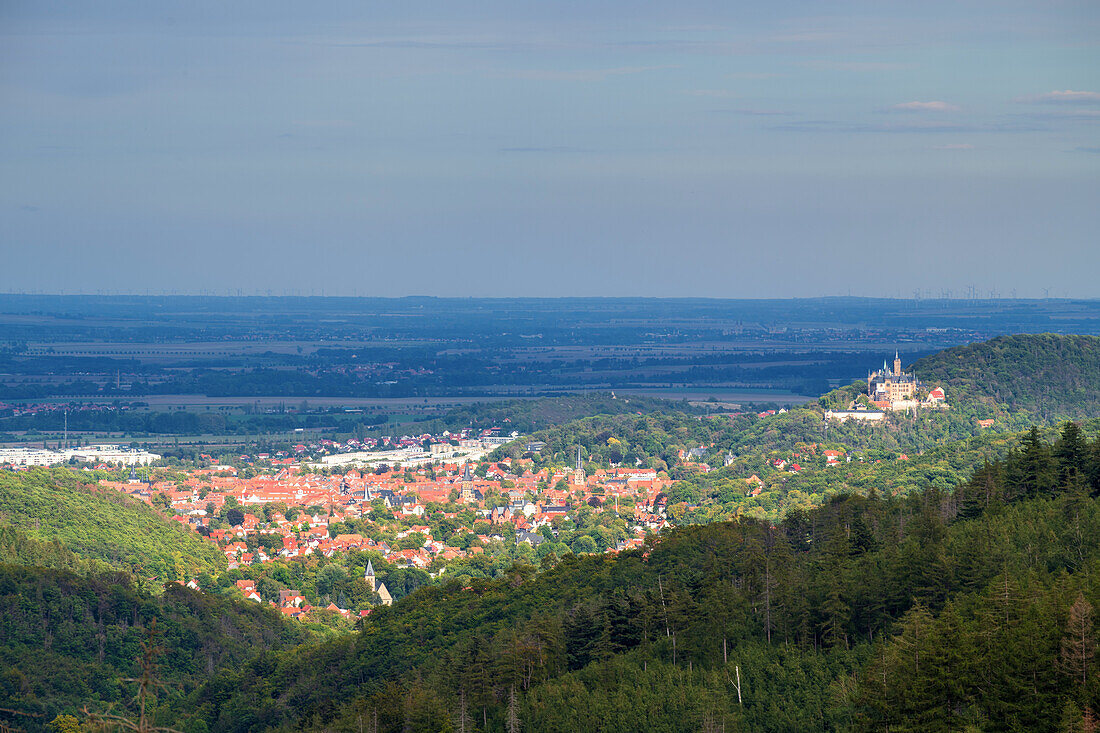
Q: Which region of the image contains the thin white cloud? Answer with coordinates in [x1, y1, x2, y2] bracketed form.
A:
[706, 107, 794, 117]
[1015, 90, 1100, 104]
[684, 89, 738, 98]
[891, 101, 960, 112]
[1015, 109, 1100, 121]
[726, 109, 794, 116]
[772, 120, 1039, 134]
[768, 31, 844, 43]
[725, 72, 783, 80]
[803, 60, 915, 72]
[502, 66, 675, 82]
[291, 119, 355, 128]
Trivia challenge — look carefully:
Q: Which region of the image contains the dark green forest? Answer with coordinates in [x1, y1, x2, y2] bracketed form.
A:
[0, 562, 310, 727]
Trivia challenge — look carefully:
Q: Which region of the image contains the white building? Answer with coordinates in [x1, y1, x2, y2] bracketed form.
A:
[0, 445, 161, 466]
[0, 447, 62, 466]
[63, 445, 161, 465]
[825, 410, 886, 423]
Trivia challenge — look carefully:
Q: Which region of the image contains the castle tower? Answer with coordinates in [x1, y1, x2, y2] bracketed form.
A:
[893, 351, 902, 377]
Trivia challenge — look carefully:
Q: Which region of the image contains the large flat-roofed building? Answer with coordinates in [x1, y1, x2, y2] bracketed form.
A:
[0, 445, 160, 466]
[63, 445, 161, 465]
[0, 447, 62, 466]
[826, 410, 886, 423]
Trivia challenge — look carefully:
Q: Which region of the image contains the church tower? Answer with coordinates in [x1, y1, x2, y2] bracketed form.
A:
[364, 559, 392, 606]
[572, 446, 585, 486]
[461, 461, 475, 502]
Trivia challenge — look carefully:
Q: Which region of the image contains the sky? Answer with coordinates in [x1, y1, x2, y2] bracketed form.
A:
[1, 1, 1098, 298]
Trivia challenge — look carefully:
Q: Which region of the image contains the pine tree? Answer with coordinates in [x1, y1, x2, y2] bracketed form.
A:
[1088, 438, 1100, 497]
[958, 460, 1001, 519]
[1055, 422, 1089, 492]
[1018, 427, 1055, 498]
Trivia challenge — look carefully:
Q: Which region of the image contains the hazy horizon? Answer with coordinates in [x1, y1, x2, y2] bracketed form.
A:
[0, 293, 1097, 302]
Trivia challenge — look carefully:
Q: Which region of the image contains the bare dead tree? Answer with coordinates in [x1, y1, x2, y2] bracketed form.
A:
[455, 689, 473, 733]
[1061, 594, 1096, 687]
[506, 685, 520, 733]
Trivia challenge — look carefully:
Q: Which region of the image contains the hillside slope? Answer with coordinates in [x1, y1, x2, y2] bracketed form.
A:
[0, 469, 224, 579]
[911, 333, 1100, 418]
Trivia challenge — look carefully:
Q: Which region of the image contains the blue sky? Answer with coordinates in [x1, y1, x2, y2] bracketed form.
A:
[1, 1, 1098, 297]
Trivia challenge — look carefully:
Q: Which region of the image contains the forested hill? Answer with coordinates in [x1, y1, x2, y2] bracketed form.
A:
[911, 333, 1100, 418]
[0, 565, 311, 729]
[0, 469, 225, 581]
[189, 425, 1100, 732]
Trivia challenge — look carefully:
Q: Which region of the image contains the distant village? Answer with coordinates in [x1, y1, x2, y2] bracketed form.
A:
[72, 428, 675, 620]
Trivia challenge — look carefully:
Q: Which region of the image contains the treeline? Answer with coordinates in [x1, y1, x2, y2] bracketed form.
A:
[405, 393, 692, 437]
[187, 425, 1100, 732]
[0, 393, 676, 441]
[0, 408, 389, 437]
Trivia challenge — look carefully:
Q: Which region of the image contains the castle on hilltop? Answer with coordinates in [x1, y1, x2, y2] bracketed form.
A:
[864, 351, 945, 411]
[868, 352, 919, 403]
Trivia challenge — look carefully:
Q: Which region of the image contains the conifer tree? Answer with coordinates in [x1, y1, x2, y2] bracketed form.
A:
[1056, 422, 1090, 492]
[1017, 427, 1055, 497]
